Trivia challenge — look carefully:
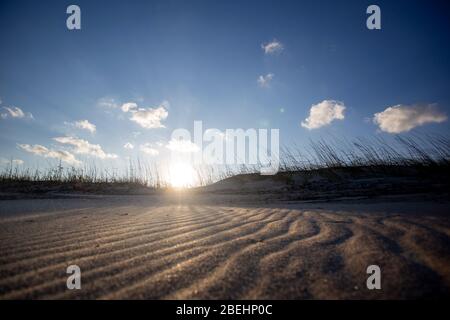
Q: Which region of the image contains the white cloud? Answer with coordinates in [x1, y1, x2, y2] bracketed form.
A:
[65, 119, 96, 133]
[124, 101, 169, 129]
[373, 103, 447, 133]
[74, 120, 96, 133]
[257, 73, 274, 88]
[53, 136, 118, 159]
[166, 138, 200, 153]
[261, 40, 284, 55]
[123, 142, 134, 150]
[97, 97, 118, 108]
[2, 107, 23, 118]
[13, 159, 24, 165]
[0, 158, 24, 165]
[18, 144, 81, 165]
[121, 102, 138, 112]
[301, 100, 346, 129]
[139, 143, 159, 156]
[1, 106, 33, 120]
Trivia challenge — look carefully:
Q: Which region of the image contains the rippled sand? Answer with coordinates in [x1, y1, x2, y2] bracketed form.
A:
[0, 196, 449, 299]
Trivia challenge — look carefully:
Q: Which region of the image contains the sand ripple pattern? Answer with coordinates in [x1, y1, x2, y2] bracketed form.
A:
[0, 205, 449, 299]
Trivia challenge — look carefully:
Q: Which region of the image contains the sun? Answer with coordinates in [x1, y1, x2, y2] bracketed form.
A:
[169, 162, 197, 188]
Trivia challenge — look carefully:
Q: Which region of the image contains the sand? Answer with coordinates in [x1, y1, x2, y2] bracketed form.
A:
[0, 194, 449, 299]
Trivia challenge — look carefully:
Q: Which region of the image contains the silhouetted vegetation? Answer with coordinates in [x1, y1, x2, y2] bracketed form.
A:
[1, 135, 449, 194]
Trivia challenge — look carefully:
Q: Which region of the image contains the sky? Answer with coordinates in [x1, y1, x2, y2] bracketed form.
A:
[0, 0, 449, 179]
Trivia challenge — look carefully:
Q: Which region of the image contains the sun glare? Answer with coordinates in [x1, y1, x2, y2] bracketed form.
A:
[169, 162, 197, 188]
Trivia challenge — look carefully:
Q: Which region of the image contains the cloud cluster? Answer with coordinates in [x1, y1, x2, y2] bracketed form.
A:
[18, 144, 81, 165]
[121, 102, 138, 113]
[121, 101, 169, 129]
[123, 142, 134, 150]
[65, 119, 96, 133]
[373, 104, 447, 133]
[18, 136, 118, 166]
[261, 40, 283, 55]
[97, 97, 118, 109]
[0, 158, 24, 165]
[257, 73, 274, 88]
[301, 100, 346, 129]
[1, 106, 33, 120]
[53, 136, 118, 159]
[139, 143, 159, 156]
[166, 138, 199, 153]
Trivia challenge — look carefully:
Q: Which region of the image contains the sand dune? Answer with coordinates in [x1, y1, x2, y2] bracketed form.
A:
[0, 196, 449, 299]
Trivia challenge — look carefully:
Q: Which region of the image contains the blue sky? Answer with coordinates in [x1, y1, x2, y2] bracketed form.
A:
[0, 0, 449, 172]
